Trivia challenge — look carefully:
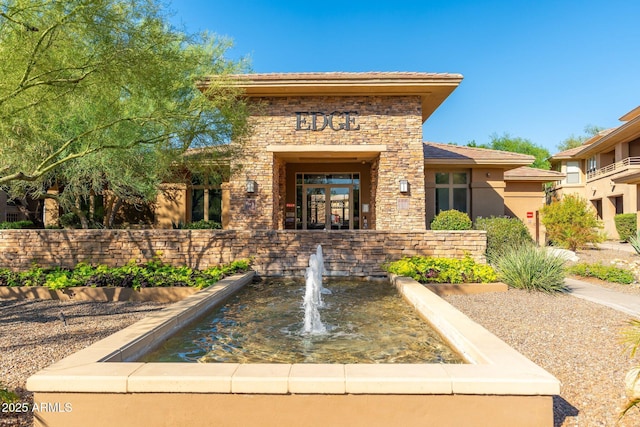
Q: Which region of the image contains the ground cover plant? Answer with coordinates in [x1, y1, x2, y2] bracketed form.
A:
[494, 244, 567, 293]
[383, 256, 497, 284]
[0, 258, 250, 291]
[567, 262, 635, 284]
[0, 382, 18, 403]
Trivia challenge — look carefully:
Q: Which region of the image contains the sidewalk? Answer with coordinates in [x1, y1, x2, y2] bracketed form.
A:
[565, 277, 640, 318]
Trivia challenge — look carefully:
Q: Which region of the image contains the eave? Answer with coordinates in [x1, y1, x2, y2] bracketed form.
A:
[200, 72, 463, 123]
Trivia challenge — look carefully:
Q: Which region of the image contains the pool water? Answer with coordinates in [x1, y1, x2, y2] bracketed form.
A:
[142, 279, 464, 364]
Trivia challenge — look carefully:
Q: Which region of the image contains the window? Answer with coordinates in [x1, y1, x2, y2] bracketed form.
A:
[587, 156, 597, 174]
[565, 161, 581, 184]
[190, 174, 222, 223]
[435, 171, 468, 214]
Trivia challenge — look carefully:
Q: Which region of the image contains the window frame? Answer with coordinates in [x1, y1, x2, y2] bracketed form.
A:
[434, 171, 469, 215]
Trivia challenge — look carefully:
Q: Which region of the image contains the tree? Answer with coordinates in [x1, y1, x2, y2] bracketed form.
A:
[556, 125, 604, 152]
[0, 0, 252, 226]
[468, 133, 551, 169]
[540, 194, 604, 251]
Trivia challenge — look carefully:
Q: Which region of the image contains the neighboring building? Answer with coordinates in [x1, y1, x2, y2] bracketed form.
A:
[549, 106, 640, 239]
[151, 72, 559, 239]
[0, 190, 40, 224]
[423, 143, 563, 242]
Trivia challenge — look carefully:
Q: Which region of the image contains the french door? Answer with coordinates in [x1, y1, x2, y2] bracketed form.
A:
[304, 185, 352, 230]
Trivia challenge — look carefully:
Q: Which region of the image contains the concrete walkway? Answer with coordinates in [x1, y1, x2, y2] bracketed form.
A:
[565, 277, 640, 318]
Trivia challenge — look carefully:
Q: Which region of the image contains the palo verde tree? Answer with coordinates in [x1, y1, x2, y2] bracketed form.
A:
[0, 0, 252, 226]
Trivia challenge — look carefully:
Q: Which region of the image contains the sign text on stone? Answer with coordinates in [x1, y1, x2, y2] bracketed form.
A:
[295, 111, 360, 131]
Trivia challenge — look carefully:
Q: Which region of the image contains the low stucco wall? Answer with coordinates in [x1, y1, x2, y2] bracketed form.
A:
[0, 230, 486, 277]
[32, 393, 553, 427]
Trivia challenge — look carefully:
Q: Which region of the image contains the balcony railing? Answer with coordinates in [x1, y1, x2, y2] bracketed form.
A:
[586, 156, 640, 180]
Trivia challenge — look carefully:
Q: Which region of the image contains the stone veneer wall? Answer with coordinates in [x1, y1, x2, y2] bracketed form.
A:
[0, 230, 486, 277]
[228, 95, 426, 231]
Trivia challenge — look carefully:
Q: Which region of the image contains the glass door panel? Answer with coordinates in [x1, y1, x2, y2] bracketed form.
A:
[329, 187, 350, 230]
[306, 187, 326, 230]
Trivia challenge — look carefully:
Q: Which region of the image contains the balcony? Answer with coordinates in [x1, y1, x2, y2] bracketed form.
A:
[587, 157, 640, 183]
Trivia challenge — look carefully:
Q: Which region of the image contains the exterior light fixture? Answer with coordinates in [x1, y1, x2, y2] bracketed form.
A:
[246, 180, 256, 194]
[399, 179, 409, 193]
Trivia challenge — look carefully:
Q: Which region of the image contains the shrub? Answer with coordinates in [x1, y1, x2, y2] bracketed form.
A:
[567, 262, 634, 284]
[615, 213, 637, 242]
[183, 220, 222, 229]
[541, 195, 604, 251]
[59, 212, 81, 229]
[384, 256, 497, 284]
[474, 216, 534, 264]
[494, 244, 567, 293]
[430, 210, 472, 230]
[0, 220, 34, 229]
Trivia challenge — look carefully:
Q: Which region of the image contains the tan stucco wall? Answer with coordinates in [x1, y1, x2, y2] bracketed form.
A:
[504, 181, 546, 242]
[154, 183, 188, 229]
[470, 168, 505, 219]
[587, 176, 637, 239]
[32, 392, 553, 427]
[228, 96, 425, 230]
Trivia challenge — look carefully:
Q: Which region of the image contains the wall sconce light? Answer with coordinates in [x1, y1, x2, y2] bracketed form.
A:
[399, 179, 409, 193]
[246, 180, 256, 194]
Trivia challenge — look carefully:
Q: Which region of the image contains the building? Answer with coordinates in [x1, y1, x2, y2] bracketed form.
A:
[151, 72, 560, 239]
[549, 106, 640, 239]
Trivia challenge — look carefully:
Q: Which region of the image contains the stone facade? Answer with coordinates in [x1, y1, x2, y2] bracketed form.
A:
[228, 95, 426, 231]
[0, 230, 486, 277]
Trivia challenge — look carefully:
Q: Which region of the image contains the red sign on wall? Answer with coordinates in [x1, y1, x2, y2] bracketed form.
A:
[526, 212, 534, 218]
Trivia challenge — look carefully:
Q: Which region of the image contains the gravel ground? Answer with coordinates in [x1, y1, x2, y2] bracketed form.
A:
[0, 300, 166, 427]
[2, 246, 640, 427]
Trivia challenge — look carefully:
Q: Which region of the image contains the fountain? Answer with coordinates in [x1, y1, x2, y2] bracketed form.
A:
[26, 245, 561, 427]
[302, 245, 329, 334]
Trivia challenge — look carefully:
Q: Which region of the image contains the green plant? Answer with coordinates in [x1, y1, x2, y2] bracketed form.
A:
[0, 259, 252, 290]
[540, 195, 604, 251]
[615, 213, 637, 242]
[620, 319, 640, 419]
[629, 230, 640, 255]
[183, 220, 222, 229]
[430, 210, 472, 230]
[383, 256, 497, 284]
[474, 216, 534, 264]
[0, 382, 18, 403]
[567, 262, 635, 284]
[0, 220, 34, 229]
[58, 212, 81, 229]
[495, 244, 567, 293]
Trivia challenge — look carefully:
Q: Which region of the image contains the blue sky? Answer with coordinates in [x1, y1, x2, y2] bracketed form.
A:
[168, 0, 640, 153]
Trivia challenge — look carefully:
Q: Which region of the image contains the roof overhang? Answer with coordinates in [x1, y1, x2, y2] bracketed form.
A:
[504, 167, 566, 182]
[200, 72, 463, 123]
[576, 117, 640, 158]
[267, 144, 386, 163]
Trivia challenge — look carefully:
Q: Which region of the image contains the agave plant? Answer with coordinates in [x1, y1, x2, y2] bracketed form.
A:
[621, 319, 640, 419]
[629, 230, 640, 255]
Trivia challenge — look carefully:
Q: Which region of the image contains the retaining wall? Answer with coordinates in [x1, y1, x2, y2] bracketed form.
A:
[0, 230, 486, 277]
